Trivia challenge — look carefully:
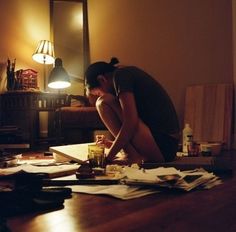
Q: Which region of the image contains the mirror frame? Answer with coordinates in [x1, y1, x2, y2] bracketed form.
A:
[49, 0, 89, 89]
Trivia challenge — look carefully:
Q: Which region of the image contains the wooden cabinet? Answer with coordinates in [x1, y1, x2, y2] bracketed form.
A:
[0, 91, 67, 149]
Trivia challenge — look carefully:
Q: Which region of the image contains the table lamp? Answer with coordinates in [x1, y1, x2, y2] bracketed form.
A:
[32, 40, 55, 91]
[48, 58, 71, 89]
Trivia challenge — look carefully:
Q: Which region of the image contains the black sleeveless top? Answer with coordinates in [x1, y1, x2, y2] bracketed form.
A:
[113, 66, 180, 137]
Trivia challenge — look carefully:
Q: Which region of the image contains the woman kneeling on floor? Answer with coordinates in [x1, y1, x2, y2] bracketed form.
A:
[84, 57, 180, 165]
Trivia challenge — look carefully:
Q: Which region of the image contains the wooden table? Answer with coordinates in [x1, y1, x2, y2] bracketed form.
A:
[5, 168, 236, 232]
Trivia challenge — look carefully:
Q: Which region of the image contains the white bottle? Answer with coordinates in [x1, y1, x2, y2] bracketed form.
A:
[182, 123, 193, 153]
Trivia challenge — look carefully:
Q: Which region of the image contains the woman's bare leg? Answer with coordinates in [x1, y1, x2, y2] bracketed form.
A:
[96, 94, 141, 163]
[96, 94, 164, 163]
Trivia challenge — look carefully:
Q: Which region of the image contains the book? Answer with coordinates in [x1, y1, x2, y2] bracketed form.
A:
[49, 143, 94, 163]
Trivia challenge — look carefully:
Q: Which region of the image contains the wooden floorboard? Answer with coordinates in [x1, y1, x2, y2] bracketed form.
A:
[3, 149, 236, 231]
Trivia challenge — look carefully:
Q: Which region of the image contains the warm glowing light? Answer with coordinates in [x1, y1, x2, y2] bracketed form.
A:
[73, 11, 83, 28]
[33, 211, 80, 231]
[32, 40, 55, 64]
[71, 6, 83, 30]
[48, 58, 71, 90]
[48, 81, 71, 89]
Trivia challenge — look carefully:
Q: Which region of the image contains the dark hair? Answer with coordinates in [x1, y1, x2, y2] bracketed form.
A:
[85, 57, 119, 89]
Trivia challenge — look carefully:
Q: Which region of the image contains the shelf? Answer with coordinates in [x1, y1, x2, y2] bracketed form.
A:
[0, 92, 68, 150]
[0, 144, 30, 149]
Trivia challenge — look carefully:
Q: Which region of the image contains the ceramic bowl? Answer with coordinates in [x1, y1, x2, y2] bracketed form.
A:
[200, 142, 222, 156]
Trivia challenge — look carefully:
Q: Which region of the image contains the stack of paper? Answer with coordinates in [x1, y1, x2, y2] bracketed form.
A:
[53, 174, 160, 200]
[123, 167, 222, 191]
[72, 184, 159, 200]
[54, 166, 222, 200]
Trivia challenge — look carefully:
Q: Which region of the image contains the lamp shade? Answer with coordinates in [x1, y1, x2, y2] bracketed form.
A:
[32, 40, 55, 64]
[48, 58, 71, 89]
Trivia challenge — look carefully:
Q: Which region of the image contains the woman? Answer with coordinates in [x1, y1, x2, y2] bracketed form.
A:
[85, 57, 180, 165]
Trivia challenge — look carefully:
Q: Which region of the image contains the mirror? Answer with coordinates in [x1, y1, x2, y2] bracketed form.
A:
[50, 0, 89, 91]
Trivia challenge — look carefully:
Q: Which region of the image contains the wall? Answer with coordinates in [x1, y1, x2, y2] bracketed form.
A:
[0, 0, 83, 95]
[0, 0, 234, 146]
[87, 0, 233, 132]
[233, 0, 236, 149]
[0, 0, 50, 91]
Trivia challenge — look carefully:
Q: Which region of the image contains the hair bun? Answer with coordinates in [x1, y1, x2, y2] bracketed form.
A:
[109, 57, 119, 66]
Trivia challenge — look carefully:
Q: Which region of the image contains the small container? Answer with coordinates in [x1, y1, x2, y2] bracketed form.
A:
[76, 163, 95, 179]
[88, 144, 105, 168]
[200, 142, 222, 156]
[201, 146, 212, 156]
[187, 141, 200, 156]
[182, 123, 193, 153]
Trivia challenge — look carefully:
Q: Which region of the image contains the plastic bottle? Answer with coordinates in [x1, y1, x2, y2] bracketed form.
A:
[182, 123, 193, 153]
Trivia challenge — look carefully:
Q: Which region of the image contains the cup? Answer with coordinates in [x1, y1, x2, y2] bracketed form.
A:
[88, 144, 105, 168]
[187, 142, 199, 156]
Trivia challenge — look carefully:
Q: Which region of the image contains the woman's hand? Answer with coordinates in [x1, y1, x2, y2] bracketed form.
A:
[104, 148, 129, 166]
[95, 135, 113, 148]
[104, 154, 128, 166]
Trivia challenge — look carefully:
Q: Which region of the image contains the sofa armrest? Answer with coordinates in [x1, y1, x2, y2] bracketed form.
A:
[67, 94, 100, 107]
[67, 95, 90, 107]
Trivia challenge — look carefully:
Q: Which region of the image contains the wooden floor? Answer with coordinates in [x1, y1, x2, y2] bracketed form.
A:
[3, 150, 236, 232]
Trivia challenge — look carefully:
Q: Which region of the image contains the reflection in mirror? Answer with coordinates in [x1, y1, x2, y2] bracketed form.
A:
[50, 0, 89, 95]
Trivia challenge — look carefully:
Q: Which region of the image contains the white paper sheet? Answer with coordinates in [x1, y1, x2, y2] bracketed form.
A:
[53, 174, 159, 200]
[70, 184, 159, 200]
[0, 163, 79, 178]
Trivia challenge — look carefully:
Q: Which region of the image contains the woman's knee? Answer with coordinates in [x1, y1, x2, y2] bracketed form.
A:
[95, 94, 118, 110]
[96, 94, 122, 122]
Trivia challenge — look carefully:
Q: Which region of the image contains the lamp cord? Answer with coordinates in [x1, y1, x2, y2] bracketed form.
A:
[43, 56, 46, 91]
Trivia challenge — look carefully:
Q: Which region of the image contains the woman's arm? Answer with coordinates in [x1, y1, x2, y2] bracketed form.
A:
[106, 91, 139, 160]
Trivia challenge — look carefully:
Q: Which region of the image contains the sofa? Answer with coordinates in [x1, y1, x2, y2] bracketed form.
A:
[56, 94, 108, 145]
